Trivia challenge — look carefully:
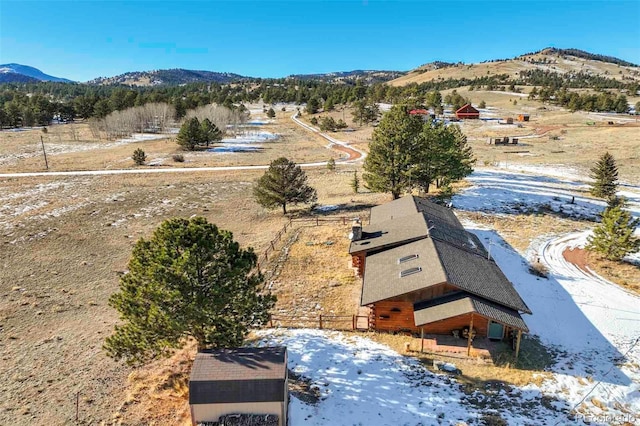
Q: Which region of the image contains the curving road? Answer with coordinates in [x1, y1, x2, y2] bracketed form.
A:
[0, 114, 365, 179]
[539, 230, 640, 345]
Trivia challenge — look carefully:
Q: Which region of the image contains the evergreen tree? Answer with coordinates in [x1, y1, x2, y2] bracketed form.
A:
[254, 157, 317, 214]
[176, 117, 203, 151]
[200, 118, 223, 147]
[132, 148, 147, 165]
[478, 100, 486, 109]
[589, 152, 619, 199]
[266, 107, 276, 118]
[351, 170, 360, 194]
[363, 105, 423, 199]
[305, 97, 319, 114]
[587, 199, 640, 261]
[104, 217, 275, 365]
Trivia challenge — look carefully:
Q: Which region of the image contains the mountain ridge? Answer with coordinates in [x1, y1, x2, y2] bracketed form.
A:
[0, 63, 73, 83]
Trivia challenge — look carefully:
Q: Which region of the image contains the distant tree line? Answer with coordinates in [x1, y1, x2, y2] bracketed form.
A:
[529, 86, 630, 113]
[1, 67, 638, 128]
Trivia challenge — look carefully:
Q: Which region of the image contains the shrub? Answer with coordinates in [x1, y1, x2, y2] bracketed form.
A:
[172, 154, 185, 163]
[132, 148, 147, 165]
[326, 158, 336, 171]
[529, 261, 549, 278]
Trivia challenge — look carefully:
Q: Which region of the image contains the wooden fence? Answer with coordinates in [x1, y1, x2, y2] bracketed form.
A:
[255, 215, 364, 272]
[268, 314, 370, 331]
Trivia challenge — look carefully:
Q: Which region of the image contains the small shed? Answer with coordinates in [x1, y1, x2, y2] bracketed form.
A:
[517, 114, 530, 122]
[189, 347, 288, 426]
[455, 104, 480, 119]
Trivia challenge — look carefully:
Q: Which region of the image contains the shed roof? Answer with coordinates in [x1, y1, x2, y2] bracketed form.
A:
[413, 292, 529, 331]
[190, 347, 287, 382]
[189, 347, 287, 405]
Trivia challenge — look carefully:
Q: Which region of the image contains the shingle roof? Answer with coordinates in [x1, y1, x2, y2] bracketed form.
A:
[190, 347, 287, 382]
[433, 240, 531, 313]
[349, 212, 429, 254]
[360, 239, 447, 305]
[189, 347, 287, 405]
[356, 195, 531, 317]
[413, 292, 529, 331]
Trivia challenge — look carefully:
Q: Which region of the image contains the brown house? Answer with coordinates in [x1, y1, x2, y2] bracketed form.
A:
[455, 104, 480, 119]
[349, 196, 531, 353]
[189, 347, 288, 426]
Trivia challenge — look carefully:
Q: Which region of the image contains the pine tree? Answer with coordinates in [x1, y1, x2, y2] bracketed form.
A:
[176, 117, 202, 151]
[266, 108, 276, 118]
[104, 217, 275, 365]
[589, 152, 619, 199]
[132, 148, 146, 165]
[200, 118, 223, 147]
[254, 157, 317, 214]
[351, 170, 360, 194]
[363, 105, 423, 199]
[587, 200, 640, 261]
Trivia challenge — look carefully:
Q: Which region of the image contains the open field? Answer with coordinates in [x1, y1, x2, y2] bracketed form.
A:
[1, 96, 639, 424]
[0, 109, 344, 173]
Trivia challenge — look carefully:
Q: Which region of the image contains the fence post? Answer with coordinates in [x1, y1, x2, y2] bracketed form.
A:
[264, 250, 268, 260]
[343, 217, 346, 225]
[319, 314, 323, 329]
[271, 241, 275, 251]
[352, 315, 356, 330]
[316, 217, 319, 226]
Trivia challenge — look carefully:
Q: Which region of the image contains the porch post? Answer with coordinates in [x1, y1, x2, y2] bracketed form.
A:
[466, 313, 474, 357]
[420, 327, 424, 353]
[515, 330, 522, 360]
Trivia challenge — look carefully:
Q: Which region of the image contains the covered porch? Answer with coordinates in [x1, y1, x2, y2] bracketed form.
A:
[413, 292, 528, 358]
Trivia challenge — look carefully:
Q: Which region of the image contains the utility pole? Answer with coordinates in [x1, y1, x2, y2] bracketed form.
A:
[40, 135, 49, 170]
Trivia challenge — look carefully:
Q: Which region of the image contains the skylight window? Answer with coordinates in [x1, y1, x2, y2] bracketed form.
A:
[400, 267, 422, 278]
[398, 254, 419, 264]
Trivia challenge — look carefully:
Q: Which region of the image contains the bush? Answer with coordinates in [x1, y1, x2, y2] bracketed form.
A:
[172, 154, 185, 163]
[310, 117, 318, 125]
[478, 100, 486, 109]
[132, 148, 147, 165]
[326, 158, 336, 171]
[529, 261, 549, 278]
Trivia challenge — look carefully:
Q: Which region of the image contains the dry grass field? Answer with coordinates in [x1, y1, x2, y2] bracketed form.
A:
[390, 51, 640, 87]
[1, 94, 639, 424]
[0, 110, 342, 174]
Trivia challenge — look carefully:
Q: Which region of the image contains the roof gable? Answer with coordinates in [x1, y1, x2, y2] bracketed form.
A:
[361, 238, 447, 305]
[455, 104, 479, 114]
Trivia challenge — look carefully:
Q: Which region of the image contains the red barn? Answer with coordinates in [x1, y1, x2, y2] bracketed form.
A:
[455, 104, 480, 119]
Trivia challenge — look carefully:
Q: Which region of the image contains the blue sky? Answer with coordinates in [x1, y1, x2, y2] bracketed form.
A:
[1, 0, 639, 82]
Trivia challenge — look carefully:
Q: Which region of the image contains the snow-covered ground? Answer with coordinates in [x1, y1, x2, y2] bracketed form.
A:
[256, 166, 639, 425]
[257, 329, 573, 425]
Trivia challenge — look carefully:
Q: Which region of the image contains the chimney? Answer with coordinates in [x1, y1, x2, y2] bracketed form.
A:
[351, 219, 362, 241]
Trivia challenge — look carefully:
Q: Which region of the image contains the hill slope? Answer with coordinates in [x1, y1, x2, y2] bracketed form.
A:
[88, 68, 248, 86]
[288, 70, 405, 84]
[390, 48, 640, 87]
[0, 63, 73, 83]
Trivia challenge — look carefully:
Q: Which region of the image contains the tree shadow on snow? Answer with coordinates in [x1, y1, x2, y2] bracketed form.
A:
[469, 227, 632, 387]
[454, 170, 613, 221]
